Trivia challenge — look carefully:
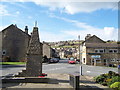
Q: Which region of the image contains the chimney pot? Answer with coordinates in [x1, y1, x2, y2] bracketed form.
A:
[25, 26, 28, 34]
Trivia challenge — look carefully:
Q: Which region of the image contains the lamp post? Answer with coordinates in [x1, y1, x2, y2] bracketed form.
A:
[78, 35, 82, 75]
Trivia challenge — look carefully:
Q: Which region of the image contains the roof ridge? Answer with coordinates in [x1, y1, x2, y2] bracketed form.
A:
[1, 24, 30, 37]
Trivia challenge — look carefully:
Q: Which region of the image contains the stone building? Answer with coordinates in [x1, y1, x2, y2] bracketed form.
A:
[0, 24, 44, 62]
[43, 41, 59, 59]
[80, 34, 120, 66]
[0, 24, 30, 62]
[43, 42, 52, 58]
[0, 24, 60, 62]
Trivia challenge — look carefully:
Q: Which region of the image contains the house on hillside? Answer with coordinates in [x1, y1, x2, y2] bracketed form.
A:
[80, 34, 120, 66]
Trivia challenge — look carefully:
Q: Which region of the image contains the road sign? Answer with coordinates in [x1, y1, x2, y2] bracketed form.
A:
[91, 55, 101, 58]
[118, 65, 120, 68]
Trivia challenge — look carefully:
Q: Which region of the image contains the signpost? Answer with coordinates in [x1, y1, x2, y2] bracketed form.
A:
[91, 55, 101, 58]
[78, 35, 82, 75]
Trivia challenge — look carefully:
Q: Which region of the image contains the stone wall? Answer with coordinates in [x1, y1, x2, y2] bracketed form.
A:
[43, 43, 51, 58]
[2, 25, 30, 62]
[86, 47, 120, 66]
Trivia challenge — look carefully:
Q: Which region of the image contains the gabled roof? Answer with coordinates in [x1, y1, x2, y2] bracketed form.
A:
[1, 24, 31, 37]
[82, 35, 106, 44]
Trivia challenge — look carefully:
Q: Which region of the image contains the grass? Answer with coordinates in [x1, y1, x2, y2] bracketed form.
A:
[0, 62, 26, 65]
[63, 45, 74, 48]
[51, 46, 60, 48]
[51, 45, 74, 48]
[69, 42, 82, 44]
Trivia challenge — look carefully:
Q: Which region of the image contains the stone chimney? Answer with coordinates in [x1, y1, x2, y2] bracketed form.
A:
[25, 26, 28, 34]
[15, 24, 17, 27]
[85, 34, 91, 40]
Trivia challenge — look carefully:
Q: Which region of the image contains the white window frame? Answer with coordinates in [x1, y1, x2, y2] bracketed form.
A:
[95, 49, 104, 53]
[109, 49, 118, 53]
[111, 59, 116, 62]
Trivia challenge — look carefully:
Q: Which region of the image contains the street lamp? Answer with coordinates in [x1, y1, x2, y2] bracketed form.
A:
[78, 35, 82, 75]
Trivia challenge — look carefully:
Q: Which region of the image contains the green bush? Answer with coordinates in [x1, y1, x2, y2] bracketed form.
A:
[94, 71, 120, 86]
[107, 76, 120, 87]
[94, 74, 105, 83]
[108, 71, 116, 77]
[94, 74, 109, 85]
[110, 82, 120, 90]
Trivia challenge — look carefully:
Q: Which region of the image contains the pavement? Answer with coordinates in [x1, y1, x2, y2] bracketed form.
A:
[1, 73, 110, 90]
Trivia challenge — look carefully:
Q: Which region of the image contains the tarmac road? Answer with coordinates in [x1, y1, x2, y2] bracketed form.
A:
[1, 59, 118, 77]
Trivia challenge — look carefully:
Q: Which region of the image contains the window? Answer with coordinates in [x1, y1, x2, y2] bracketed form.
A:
[109, 49, 118, 53]
[83, 58, 85, 63]
[96, 59, 101, 63]
[111, 59, 115, 62]
[95, 50, 98, 53]
[104, 59, 106, 62]
[116, 60, 120, 62]
[109, 50, 113, 53]
[2, 50, 6, 55]
[99, 50, 104, 53]
[95, 49, 104, 53]
[114, 50, 118, 53]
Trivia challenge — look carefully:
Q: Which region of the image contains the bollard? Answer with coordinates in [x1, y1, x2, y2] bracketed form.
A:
[69, 74, 79, 90]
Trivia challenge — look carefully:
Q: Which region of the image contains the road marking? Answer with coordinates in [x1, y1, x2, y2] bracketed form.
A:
[86, 71, 91, 73]
[43, 67, 66, 71]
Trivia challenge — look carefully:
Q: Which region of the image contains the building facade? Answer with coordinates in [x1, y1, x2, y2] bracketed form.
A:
[43, 42, 52, 58]
[0, 24, 43, 62]
[0, 24, 30, 62]
[43, 42, 59, 59]
[81, 34, 120, 66]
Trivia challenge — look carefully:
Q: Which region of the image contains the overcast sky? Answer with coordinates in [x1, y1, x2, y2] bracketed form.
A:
[0, 0, 119, 42]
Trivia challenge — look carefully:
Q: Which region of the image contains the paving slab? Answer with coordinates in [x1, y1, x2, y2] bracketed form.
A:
[1, 73, 110, 90]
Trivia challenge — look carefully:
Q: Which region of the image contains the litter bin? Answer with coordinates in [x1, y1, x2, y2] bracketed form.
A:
[69, 74, 79, 90]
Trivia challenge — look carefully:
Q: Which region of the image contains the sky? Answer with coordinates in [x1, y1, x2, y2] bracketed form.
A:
[0, 0, 119, 42]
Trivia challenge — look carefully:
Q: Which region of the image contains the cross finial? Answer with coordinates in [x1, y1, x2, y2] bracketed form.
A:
[35, 21, 37, 27]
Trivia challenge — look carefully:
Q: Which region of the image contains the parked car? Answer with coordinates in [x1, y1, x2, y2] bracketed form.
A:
[48, 58, 59, 63]
[76, 59, 80, 62]
[68, 57, 76, 64]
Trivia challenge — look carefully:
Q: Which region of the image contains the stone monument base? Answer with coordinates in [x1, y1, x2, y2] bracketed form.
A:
[2, 77, 49, 83]
[2, 70, 49, 83]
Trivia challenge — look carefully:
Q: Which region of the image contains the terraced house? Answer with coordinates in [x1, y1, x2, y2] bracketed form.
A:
[80, 34, 120, 66]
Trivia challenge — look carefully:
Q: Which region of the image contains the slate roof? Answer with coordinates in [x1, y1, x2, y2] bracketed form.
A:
[82, 35, 106, 44]
[1, 24, 31, 37]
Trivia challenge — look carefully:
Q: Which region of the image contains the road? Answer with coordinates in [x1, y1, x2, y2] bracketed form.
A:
[1, 59, 118, 77]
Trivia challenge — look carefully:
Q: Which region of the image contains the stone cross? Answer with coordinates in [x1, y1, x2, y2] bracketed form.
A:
[26, 26, 42, 77]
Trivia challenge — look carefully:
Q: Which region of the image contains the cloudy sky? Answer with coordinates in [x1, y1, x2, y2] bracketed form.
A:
[0, 0, 119, 42]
